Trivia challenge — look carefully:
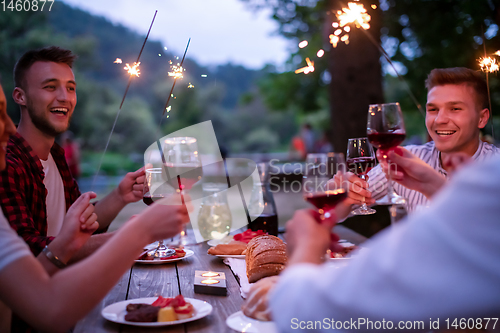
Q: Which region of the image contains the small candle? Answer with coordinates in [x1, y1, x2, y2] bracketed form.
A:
[201, 272, 220, 277]
[201, 279, 220, 285]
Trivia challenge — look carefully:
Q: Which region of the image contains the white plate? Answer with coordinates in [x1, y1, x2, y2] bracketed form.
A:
[135, 249, 194, 264]
[207, 236, 233, 247]
[226, 311, 278, 333]
[213, 254, 245, 259]
[102, 297, 212, 326]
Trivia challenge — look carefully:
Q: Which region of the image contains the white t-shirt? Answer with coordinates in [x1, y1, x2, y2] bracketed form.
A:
[0, 210, 31, 271]
[40, 154, 66, 236]
[0, 210, 32, 332]
[270, 155, 500, 332]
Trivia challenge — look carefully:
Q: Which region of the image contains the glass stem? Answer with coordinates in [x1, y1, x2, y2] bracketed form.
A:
[387, 166, 395, 199]
[360, 174, 368, 210]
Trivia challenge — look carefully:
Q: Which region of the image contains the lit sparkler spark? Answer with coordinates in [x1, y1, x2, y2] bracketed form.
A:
[337, 2, 371, 30]
[114, 58, 122, 64]
[201, 74, 208, 77]
[328, 2, 372, 48]
[295, 57, 315, 74]
[168, 65, 184, 79]
[329, 34, 340, 47]
[479, 57, 499, 73]
[317, 49, 325, 57]
[299, 40, 308, 48]
[124, 62, 141, 76]
[188, 83, 194, 88]
[494, 50, 500, 56]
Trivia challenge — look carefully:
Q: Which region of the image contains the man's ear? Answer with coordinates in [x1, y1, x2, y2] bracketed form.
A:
[12, 87, 26, 106]
[478, 108, 489, 129]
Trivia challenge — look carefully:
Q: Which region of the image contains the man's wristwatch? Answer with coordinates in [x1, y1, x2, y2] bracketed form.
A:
[42, 245, 67, 269]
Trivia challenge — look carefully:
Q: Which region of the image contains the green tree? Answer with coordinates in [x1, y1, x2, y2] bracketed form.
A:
[243, 0, 384, 152]
[242, 0, 500, 148]
[382, 0, 500, 136]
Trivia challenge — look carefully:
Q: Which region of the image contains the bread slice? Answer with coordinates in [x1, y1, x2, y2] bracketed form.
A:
[208, 241, 247, 255]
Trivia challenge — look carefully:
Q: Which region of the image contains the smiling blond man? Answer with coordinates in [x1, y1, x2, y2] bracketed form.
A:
[336, 67, 499, 215]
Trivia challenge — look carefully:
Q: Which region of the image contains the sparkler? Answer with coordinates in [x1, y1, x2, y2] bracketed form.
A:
[335, 1, 424, 115]
[91, 10, 158, 190]
[328, 1, 371, 49]
[479, 56, 499, 73]
[337, 2, 371, 30]
[478, 28, 498, 140]
[114, 58, 122, 64]
[168, 64, 185, 79]
[161, 38, 191, 117]
[124, 62, 141, 77]
[152, 39, 192, 183]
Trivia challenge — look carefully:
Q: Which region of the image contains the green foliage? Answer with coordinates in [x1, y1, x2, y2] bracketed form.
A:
[80, 151, 142, 177]
[243, 0, 500, 142]
[382, 0, 500, 123]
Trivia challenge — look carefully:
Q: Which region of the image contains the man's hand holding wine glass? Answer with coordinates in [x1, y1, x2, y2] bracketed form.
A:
[285, 209, 342, 266]
[116, 167, 146, 204]
[378, 147, 471, 199]
[327, 172, 375, 220]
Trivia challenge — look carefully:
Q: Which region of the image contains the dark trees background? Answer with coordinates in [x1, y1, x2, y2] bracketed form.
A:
[242, 0, 500, 150]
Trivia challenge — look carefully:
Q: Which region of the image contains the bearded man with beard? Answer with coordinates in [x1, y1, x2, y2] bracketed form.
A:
[0, 46, 146, 262]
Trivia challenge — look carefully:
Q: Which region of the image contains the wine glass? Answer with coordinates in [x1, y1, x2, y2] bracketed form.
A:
[163, 137, 203, 245]
[367, 102, 406, 205]
[303, 153, 348, 220]
[346, 137, 376, 215]
[143, 167, 175, 257]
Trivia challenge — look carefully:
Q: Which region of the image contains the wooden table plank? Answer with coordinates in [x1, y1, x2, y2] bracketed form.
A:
[177, 242, 244, 333]
[74, 225, 367, 332]
[74, 269, 131, 333]
[121, 259, 185, 333]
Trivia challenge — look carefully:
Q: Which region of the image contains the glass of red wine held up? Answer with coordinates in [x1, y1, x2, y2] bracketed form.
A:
[347, 137, 376, 215]
[367, 102, 406, 205]
[163, 137, 203, 245]
[303, 153, 348, 220]
[143, 167, 175, 257]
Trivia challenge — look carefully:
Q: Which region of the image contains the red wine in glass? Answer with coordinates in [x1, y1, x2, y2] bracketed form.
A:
[346, 157, 376, 176]
[367, 103, 406, 205]
[164, 163, 203, 190]
[249, 213, 279, 236]
[367, 132, 406, 150]
[142, 194, 165, 206]
[305, 189, 348, 211]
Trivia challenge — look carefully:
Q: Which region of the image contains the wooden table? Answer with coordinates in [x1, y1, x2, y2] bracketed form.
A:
[74, 225, 366, 333]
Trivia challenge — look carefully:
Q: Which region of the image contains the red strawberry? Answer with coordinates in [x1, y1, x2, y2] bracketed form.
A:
[152, 296, 173, 308]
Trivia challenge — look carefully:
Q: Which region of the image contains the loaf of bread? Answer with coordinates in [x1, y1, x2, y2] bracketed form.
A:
[246, 235, 287, 283]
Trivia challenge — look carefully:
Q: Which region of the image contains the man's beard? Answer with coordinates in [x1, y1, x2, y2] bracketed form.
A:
[27, 101, 71, 137]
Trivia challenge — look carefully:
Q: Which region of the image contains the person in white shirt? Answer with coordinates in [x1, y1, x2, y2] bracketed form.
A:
[0, 79, 190, 332]
[266, 152, 500, 332]
[335, 67, 499, 217]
